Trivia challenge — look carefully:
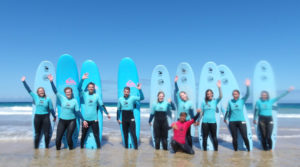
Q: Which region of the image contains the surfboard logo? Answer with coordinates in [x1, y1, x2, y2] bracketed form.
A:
[44, 66, 49, 72]
[158, 71, 163, 76]
[222, 79, 228, 85]
[66, 78, 76, 85]
[208, 76, 214, 82]
[181, 68, 187, 74]
[220, 70, 225, 76]
[181, 77, 187, 83]
[158, 79, 164, 85]
[261, 65, 267, 71]
[126, 80, 137, 87]
[261, 75, 267, 81]
[208, 67, 213, 73]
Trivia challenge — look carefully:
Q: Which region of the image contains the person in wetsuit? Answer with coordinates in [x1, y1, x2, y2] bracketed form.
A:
[48, 75, 87, 150]
[78, 73, 111, 149]
[199, 80, 222, 151]
[117, 84, 144, 149]
[224, 79, 251, 152]
[174, 76, 196, 148]
[170, 109, 201, 155]
[253, 86, 294, 150]
[149, 91, 175, 150]
[21, 76, 56, 149]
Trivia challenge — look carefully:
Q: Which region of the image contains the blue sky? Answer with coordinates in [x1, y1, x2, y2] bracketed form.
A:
[0, 0, 299, 102]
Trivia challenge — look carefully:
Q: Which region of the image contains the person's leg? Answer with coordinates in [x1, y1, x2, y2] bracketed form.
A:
[266, 117, 274, 150]
[153, 119, 160, 150]
[91, 121, 101, 149]
[259, 117, 268, 150]
[56, 119, 67, 150]
[229, 122, 238, 151]
[201, 123, 209, 151]
[161, 118, 169, 150]
[209, 123, 218, 151]
[80, 121, 89, 148]
[170, 140, 178, 153]
[42, 115, 51, 148]
[238, 122, 250, 151]
[129, 120, 138, 150]
[66, 119, 76, 150]
[181, 142, 195, 155]
[33, 114, 43, 149]
[122, 121, 129, 149]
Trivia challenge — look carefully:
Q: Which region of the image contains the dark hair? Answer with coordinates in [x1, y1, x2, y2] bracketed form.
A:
[37, 87, 46, 97]
[64, 87, 73, 93]
[180, 112, 187, 116]
[87, 82, 95, 87]
[205, 89, 213, 104]
[261, 90, 270, 100]
[124, 87, 130, 91]
[232, 89, 240, 95]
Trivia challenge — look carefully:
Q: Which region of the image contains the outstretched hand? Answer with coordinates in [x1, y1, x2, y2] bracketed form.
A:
[82, 73, 89, 80]
[83, 121, 88, 128]
[172, 124, 178, 130]
[245, 79, 251, 86]
[168, 98, 172, 103]
[48, 75, 54, 82]
[174, 76, 178, 83]
[137, 83, 142, 90]
[117, 120, 122, 125]
[288, 86, 295, 92]
[21, 76, 26, 82]
[217, 80, 221, 88]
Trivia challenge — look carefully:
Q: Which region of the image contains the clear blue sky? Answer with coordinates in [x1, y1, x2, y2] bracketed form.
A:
[0, 0, 299, 102]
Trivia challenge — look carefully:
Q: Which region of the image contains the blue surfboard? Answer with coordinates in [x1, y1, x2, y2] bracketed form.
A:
[253, 60, 277, 150]
[218, 65, 253, 151]
[80, 60, 104, 149]
[197, 62, 220, 150]
[118, 57, 141, 149]
[33, 61, 56, 148]
[56, 54, 80, 148]
[150, 65, 173, 149]
[175, 62, 196, 137]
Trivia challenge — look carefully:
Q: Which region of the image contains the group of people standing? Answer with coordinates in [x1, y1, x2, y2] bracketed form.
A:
[21, 74, 294, 154]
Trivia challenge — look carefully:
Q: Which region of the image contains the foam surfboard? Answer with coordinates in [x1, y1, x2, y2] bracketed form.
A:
[56, 54, 80, 148]
[80, 60, 104, 149]
[118, 57, 141, 149]
[198, 62, 220, 150]
[253, 60, 277, 150]
[33, 61, 56, 148]
[218, 65, 253, 151]
[175, 62, 196, 137]
[150, 65, 173, 149]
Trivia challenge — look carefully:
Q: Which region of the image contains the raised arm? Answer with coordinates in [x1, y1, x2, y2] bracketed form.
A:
[242, 79, 250, 101]
[21, 77, 32, 93]
[217, 80, 223, 103]
[272, 86, 294, 103]
[48, 75, 57, 94]
[78, 73, 88, 93]
[174, 76, 179, 105]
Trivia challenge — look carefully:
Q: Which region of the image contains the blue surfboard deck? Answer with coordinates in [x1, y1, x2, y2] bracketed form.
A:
[197, 62, 220, 150]
[218, 65, 253, 151]
[56, 54, 80, 148]
[175, 62, 196, 137]
[80, 60, 104, 149]
[253, 60, 277, 150]
[150, 65, 173, 149]
[118, 57, 141, 149]
[33, 61, 56, 148]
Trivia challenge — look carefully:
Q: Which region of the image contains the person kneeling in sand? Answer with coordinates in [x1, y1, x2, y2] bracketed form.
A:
[170, 109, 201, 155]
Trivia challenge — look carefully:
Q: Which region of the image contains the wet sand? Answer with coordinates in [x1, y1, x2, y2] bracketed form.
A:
[0, 135, 299, 167]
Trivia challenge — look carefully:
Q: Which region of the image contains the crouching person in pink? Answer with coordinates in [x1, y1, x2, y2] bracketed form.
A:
[170, 109, 201, 154]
